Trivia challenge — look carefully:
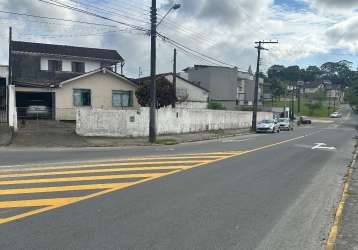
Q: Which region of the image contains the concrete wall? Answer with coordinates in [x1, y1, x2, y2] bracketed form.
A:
[76, 107, 273, 137]
[56, 70, 139, 120]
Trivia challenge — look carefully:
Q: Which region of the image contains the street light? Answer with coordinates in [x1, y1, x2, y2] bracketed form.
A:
[157, 4, 181, 27]
[149, 2, 181, 143]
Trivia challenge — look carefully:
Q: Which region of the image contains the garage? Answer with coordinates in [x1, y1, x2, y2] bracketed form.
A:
[16, 91, 55, 120]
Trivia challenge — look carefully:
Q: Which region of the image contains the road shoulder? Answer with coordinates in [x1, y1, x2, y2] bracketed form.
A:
[335, 147, 358, 250]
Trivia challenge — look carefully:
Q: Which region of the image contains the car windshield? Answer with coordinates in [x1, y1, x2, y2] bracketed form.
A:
[261, 119, 274, 124]
[279, 118, 289, 122]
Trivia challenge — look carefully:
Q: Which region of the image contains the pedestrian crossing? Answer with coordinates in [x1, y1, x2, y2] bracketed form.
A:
[0, 151, 244, 224]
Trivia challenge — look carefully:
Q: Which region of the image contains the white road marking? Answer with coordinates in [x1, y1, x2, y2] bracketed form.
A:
[222, 138, 251, 143]
[312, 143, 336, 150]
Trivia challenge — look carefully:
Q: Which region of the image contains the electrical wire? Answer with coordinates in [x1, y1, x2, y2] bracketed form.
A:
[0, 10, 117, 28]
[37, 0, 150, 32]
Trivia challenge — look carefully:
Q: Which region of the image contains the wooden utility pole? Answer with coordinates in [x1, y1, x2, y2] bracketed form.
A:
[251, 40, 278, 131]
[172, 48, 177, 108]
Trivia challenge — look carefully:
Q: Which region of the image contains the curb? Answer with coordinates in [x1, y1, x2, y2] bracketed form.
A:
[326, 144, 358, 250]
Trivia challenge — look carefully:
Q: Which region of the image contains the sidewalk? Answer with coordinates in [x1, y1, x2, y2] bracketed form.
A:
[9, 126, 251, 148]
[0, 124, 12, 146]
[335, 148, 358, 250]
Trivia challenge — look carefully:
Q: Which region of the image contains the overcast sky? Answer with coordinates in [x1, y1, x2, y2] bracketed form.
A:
[0, 0, 357, 77]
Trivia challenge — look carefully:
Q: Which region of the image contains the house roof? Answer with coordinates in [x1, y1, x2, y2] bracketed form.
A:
[11, 41, 124, 62]
[183, 65, 236, 72]
[304, 81, 324, 89]
[59, 68, 137, 88]
[134, 72, 210, 92]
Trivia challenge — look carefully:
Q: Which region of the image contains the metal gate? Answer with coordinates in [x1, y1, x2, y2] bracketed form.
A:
[0, 82, 7, 123]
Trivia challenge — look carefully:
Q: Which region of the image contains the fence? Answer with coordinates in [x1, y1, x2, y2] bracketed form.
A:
[76, 107, 273, 137]
[16, 107, 77, 121]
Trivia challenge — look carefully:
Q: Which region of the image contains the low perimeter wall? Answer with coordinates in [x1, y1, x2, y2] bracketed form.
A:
[76, 107, 273, 137]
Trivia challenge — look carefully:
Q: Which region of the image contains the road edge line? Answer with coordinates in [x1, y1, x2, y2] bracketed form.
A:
[326, 145, 357, 250]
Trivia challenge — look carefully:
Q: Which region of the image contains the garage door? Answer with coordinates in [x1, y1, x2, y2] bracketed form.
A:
[16, 92, 55, 120]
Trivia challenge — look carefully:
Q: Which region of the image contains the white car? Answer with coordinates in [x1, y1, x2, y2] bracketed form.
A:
[278, 118, 294, 131]
[256, 119, 280, 133]
[330, 112, 342, 118]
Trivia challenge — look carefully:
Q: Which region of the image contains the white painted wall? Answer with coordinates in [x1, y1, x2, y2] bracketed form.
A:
[76, 107, 273, 137]
[164, 75, 209, 103]
[8, 85, 17, 131]
[0, 65, 8, 82]
[85, 61, 101, 72]
[40, 57, 101, 72]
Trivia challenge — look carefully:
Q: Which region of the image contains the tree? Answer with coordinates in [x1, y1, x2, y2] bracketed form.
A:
[135, 77, 175, 108]
[346, 80, 358, 112]
[321, 61, 353, 86]
[283, 65, 301, 82]
[267, 65, 287, 100]
[303, 66, 322, 81]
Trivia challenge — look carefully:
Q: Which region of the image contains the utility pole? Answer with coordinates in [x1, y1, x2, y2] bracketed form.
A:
[172, 48, 177, 108]
[7, 27, 12, 124]
[149, 0, 157, 143]
[291, 84, 295, 120]
[8, 27, 12, 86]
[328, 88, 331, 116]
[297, 86, 301, 113]
[251, 40, 278, 131]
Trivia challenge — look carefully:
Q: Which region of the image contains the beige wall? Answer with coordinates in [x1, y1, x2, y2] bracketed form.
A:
[55, 71, 139, 120]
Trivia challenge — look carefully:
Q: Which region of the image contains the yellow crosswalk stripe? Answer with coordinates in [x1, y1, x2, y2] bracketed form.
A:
[0, 183, 132, 195]
[0, 173, 166, 186]
[0, 197, 81, 208]
[0, 160, 212, 173]
[0, 151, 244, 225]
[0, 165, 191, 179]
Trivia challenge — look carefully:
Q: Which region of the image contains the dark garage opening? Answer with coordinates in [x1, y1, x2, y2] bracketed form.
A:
[16, 91, 55, 119]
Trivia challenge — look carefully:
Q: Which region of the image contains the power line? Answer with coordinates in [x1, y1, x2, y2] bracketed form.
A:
[0, 10, 117, 28]
[62, 0, 150, 26]
[158, 32, 235, 68]
[37, 0, 149, 32]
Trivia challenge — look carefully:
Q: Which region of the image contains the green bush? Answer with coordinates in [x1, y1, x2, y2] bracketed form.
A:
[207, 101, 226, 110]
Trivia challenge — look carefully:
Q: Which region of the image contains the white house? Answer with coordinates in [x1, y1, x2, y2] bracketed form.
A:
[136, 73, 210, 109]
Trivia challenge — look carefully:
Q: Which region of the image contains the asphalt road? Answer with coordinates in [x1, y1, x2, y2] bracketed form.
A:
[0, 109, 356, 250]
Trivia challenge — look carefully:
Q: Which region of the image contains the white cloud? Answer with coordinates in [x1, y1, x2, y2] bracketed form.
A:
[0, 0, 357, 75]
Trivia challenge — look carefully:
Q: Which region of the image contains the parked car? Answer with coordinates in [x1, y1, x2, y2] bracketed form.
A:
[297, 116, 312, 125]
[256, 119, 280, 133]
[278, 118, 294, 131]
[26, 100, 50, 118]
[330, 112, 342, 118]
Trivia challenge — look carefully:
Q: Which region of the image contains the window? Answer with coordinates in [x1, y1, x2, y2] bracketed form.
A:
[73, 89, 91, 106]
[112, 90, 133, 107]
[48, 60, 62, 72]
[72, 62, 85, 73]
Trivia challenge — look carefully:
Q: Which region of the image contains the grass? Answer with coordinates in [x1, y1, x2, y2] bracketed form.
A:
[155, 138, 178, 145]
[264, 99, 337, 117]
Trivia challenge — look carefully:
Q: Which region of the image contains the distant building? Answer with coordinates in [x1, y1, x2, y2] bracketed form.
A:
[183, 65, 263, 110]
[135, 73, 210, 109]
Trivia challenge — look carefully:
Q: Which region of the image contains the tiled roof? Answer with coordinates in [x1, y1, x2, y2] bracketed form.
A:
[12, 41, 123, 62]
